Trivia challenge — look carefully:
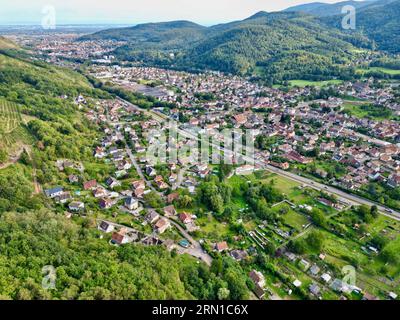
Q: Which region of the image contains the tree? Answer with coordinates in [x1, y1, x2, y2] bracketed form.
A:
[225, 269, 249, 300]
[211, 257, 223, 275]
[305, 230, 325, 252]
[210, 194, 224, 214]
[380, 247, 399, 264]
[217, 287, 230, 300]
[356, 205, 376, 223]
[143, 191, 165, 208]
[310, 208, 327, 228]
[371, 234, 389, 250]
[370, 205, 379, 219]
[19, 150, 32, 166]
[178, 195, 193, 208]
[288, 239, 307, 254]
[218, 164, 233, 181]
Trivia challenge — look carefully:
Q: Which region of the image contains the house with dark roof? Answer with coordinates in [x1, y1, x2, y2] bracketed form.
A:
[45, 186, 64, 198]
[98, 221, 114, 233]
[125, 197, 139, 211]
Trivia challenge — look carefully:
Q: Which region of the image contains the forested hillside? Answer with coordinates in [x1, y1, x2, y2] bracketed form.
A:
[179, 12, 365, 83]
[0, 210, 191, 299]
[81, 1, 400, 83]
[86, 12, 370, 84]
[323, 0, 400, 53]
[0, 44, 252, 300]
[284, 0, 376, 17]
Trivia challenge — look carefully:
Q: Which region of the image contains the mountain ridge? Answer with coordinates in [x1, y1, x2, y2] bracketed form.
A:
[79, 0, 399, 83]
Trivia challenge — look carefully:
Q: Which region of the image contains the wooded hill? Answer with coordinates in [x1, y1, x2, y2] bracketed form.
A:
[81, 0, 400, 84]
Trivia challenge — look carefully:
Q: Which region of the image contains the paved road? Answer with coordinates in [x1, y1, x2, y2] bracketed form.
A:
[119, 97, 400, 222]
[172, 167, 187, 191]
[125, 146, 161, 195]
[168, 217, 213, 266]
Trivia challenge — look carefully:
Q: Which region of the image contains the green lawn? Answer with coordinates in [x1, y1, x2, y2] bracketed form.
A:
[288, 79, 343, 88]
[357, 67, 400, 76]
[197, 214, 233, 241]
[281, 207, 310, 231]
[342, 101, 394, 120]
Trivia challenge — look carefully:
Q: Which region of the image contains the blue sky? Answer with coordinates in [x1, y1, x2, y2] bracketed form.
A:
[0, 0, 352, 25]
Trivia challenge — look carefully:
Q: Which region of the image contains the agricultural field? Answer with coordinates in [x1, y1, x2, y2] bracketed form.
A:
[288, 79, 343, 88]
[222, 171, 400, 299]
[356, 67, 400, 76]
[0, 99, 22, 135]
[0, 99, 34, 164]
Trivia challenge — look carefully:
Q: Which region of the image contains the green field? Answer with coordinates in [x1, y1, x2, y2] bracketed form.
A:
[357, 67, 400, 76]
[342, 101, 394, 120]
[288, 79, 343, 88]
[282, 207, 310, 231]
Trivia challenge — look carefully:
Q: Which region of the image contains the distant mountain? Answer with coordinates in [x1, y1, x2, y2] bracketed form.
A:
[83, 11, 371, 83]
[81, 20, 206, 48]
[82, 1, 400, 83]
[178, 12, 364, 81]
[323, 0, 400, 52]
[284, 0, 376, 17]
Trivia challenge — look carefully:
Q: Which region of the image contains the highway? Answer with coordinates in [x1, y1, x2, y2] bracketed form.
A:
[118, 97, 400, 222]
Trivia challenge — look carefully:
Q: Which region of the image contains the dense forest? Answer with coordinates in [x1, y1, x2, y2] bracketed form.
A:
[323, 0, 400, 53]
[0, 209, 253, 300]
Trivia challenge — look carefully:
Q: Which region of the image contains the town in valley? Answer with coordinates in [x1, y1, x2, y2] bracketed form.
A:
[0, 0, 400, 302]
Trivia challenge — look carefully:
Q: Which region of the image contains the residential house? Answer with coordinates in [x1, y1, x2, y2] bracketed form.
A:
[249, 270, 266, 299]
[68, 175, 79, 183]
[309, 283, 321, 296]
[233, 113, 248, 126]
[99, 198, 114, 210]
[98, 221, 115, 233]
[167, 193, 179, 204]
[106, 177, 121, 189]
[45, 186, 64, 198]
[145, 210, 160, 224]
[235, 165, 255, 175]
[83, 179, 97, 191]
[169, 173, 178, 184]
[215, 241, 229, 252]
[55, 192, 72, 204]
[125, 197, 139, 211]
[309, 264, 320, 276]
[163, 205, 177, 217]
[68, 201, 85, 212]
[179, 212, 192, 224]
[111, 231, 130, 245]
[154, 218, 171, 234]
[132, 179, 146, 190]
[230, 249, 248, 261]
[146, 166, 157, 177]
[388, 174, 400, 188]
[284, 151, 312, 164]
[93, 187, 108, 198]
[321, 273, 332, 283]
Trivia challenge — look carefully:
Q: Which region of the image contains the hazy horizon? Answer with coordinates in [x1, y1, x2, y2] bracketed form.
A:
[0, 0, 365, 26]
